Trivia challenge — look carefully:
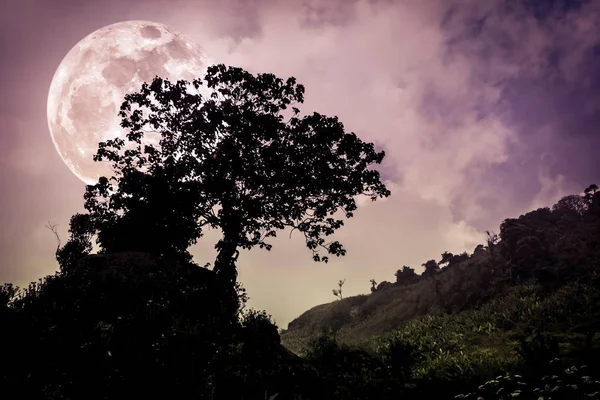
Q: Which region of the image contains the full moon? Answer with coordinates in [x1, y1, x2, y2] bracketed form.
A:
[47, 20, 212, 184]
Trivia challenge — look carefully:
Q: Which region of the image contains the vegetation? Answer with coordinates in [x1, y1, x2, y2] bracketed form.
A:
[280, 182, 600, 398]
[2, 64, 600, 399]
[333, 279, 346, 300]
[455, 361, 600, 399]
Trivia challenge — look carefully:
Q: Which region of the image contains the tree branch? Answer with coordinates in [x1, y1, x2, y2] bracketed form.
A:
[45, 222, 61, 252]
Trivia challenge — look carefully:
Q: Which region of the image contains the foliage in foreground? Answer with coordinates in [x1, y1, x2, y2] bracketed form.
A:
[456, 360, 600, 399]
[268, 278, 593, 398]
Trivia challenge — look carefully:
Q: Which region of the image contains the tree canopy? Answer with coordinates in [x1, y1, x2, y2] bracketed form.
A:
[66, 64, 390, 286]
[421, 260, 440, 279]
[394, 266, 417, 286]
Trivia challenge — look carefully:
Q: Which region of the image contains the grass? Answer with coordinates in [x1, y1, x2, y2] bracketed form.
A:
[282, 280, 600, 391]
[281, 252, 499, 354]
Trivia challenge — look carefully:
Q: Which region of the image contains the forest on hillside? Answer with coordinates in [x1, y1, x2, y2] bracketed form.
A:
[278, 183, 600, 399]
[2, 65, 600, 399]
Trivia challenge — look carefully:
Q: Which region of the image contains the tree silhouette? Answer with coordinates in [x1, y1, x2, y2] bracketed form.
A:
[473, 244, 485, 254]
[439, 251, 454, 267]
[370, 279, 377, 293]
[55, 213, 94, 273]
[421, 260, 440, 279]
[376, 280, 393, 291]
[78, 64, 390, 288]
[553, 194, 588, 216]
[485, 230, 500, 259]
[584, 184, 599, 204]
[333, 279, 346, 300]
[395, 265, 417, 286]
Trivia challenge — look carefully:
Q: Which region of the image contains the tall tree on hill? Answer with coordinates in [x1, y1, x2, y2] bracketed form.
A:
[438, 252, 454, 267]
[450, 252, 470, 266]
[333, 279, 346, 300]
[553, 194, 588, 217]
[395, 265, 417, 285]
[370, 279, 377, 293]
[60, 64, 390, 292]
[584, 184, 599, 205]
[485, 230, 500, 259]
[421, 260, 440, 279]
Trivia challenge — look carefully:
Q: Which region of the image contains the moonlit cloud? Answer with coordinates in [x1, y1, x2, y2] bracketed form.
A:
[1, 0, 600, 327]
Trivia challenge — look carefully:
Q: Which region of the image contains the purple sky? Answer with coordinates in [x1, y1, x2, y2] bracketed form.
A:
[1, 0, 599, 327]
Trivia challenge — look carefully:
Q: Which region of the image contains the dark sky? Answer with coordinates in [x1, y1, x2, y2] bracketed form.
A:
[1, 0, 599, 327]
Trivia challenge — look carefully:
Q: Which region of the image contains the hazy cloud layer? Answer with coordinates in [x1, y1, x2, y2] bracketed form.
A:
[1, 0, 599, 326]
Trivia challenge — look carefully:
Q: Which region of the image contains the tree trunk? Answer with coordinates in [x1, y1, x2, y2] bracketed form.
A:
[213, 203, 243, 281]
[212, 209, 243, 322]
[213, 233, 240, 287]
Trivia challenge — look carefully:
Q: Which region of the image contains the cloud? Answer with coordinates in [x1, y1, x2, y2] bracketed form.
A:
[187, 1, 519, 223]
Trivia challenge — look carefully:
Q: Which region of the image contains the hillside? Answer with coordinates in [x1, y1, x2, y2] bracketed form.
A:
[281, 184, 600, 357]
[281, 251, 502, 355]
[286, 280, 600, 398]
